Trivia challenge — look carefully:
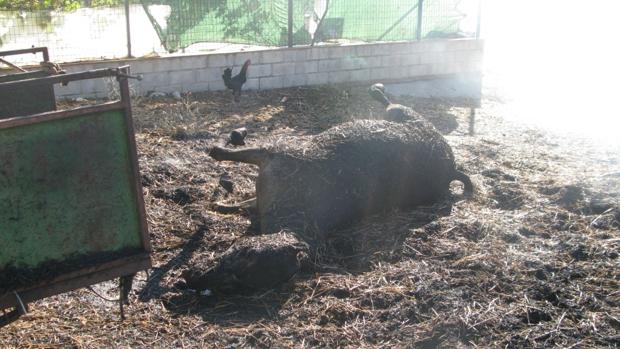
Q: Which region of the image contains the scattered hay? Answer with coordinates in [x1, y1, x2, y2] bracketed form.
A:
[2, 85, 619, 348]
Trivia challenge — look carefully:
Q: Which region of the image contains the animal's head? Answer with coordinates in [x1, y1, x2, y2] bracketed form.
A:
[368, 83, 390, 107]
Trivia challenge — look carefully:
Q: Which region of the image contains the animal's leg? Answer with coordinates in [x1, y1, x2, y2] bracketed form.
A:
[209, 146, 270, 166]
[213, 198, 257, 214]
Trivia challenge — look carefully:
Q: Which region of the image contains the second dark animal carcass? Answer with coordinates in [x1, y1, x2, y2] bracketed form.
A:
[184, 119, 472, 293]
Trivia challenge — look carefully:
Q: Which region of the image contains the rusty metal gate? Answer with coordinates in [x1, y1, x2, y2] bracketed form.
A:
[0, 66, 151, 326]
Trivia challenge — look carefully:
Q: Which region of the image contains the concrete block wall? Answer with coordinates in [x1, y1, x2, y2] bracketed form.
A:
[51, 39, 483, 99]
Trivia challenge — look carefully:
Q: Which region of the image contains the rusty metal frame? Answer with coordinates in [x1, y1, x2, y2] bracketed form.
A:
[0, 66, 150, 323]
[0, 47, 56, 118]
[0, 47, 49, 62]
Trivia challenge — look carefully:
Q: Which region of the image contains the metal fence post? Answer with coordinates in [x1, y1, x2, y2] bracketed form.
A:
[287, 0, 293, 47]
[125, 0, 133, 58]
[416, 0, 423, 41]
[476, 0, 482, 39]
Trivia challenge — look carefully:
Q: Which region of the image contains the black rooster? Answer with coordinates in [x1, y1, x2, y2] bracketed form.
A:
[222, 59, 251, 102]
[368, 83, 425, 123]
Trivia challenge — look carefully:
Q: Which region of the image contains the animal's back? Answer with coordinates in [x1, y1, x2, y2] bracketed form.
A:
[257, 120, 459, 237]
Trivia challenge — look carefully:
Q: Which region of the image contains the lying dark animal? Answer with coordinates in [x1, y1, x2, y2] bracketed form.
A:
[183, 232, 309, 294]
[186, 119, 472, 293]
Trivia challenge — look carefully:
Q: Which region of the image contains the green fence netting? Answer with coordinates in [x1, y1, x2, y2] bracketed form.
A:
[140, 0, 468, 53]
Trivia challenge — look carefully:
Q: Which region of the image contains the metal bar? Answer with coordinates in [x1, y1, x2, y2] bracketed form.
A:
[0, 47, 48, 58]
[310, 0, 330, 47]
[0, 254, 151, 310]
[0, 57, 27, 72]
[42, 47, 49, 62]
[417, 0, 424, 41]
[0, 66, 129, 89]
[469, 107, 476, 135]
[0, 101, 124, 130]
[287, 0, 293, 47]
[125, 0, 133, 57]
[118, 67, 152, 253]
[378, 3, 420, 41]
[476, 0, 482, 39]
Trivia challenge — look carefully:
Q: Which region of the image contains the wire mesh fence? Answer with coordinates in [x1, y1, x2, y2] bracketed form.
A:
[0, 0, 479, 64]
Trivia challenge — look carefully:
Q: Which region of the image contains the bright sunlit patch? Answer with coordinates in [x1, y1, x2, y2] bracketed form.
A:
[482, 0, 620, 145]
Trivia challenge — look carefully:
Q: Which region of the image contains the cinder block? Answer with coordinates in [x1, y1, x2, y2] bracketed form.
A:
[283, 49, 307, 62]
[381, 55, 402, 67]
[355, 45, 375, 57]
[181, 56, 208, 69]
[244, 78, 259, 90]
[420, 52, 442, 64]
[183, 82, 210, 93]
[272, 62, 296, 76]
[128, 60, 153, 74]
[154, 84, 183, 94]
[390, 42, 414, 54]
[307, 47, 329, 60]
[79, 78, 106, 96]
[371, 67, 395, 80]
[408, 64, 432, 76]
[249, 63, 272, 78]
[356, 56, 382, 69]
[328, 46, 355, 59]
[207, 54, 232, 68]
[209, 79, 227, 91]
[141, 71, 171, 86]
[169, 70, 196, 85]
[150, 57, 184, 72]
[54, 81, 81, 98]
[295, 61, 318, 74]
[328, 70, 351, 84]
[426, 40, 449, 52]
[234, 52, 256, 66]
[259, 76, 284, 89]
[261, 50, 284, 64]
[282, 74, 307, 87]
[401, 54, 421, 66]
[341, 57, 366, 70]
[196, 67, 222, 82]
[306, 72, 329, 85]
[318, 59, 341, 72]
[350, 69, 371, 82]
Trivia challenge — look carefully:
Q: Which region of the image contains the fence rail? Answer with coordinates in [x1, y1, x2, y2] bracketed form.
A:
[0, 0, 479, 65]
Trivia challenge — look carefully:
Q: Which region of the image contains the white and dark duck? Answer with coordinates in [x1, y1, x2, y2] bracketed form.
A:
[222, 59, 251, 103]
[368, 83, 427, 124]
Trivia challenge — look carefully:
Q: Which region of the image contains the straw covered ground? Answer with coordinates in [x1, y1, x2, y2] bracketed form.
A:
[2, 85, 619, 348]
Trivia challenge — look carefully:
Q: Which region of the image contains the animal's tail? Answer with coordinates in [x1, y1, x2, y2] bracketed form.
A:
[368, 83, 391, 107]
[453, 169, 474, 196]
[240, 59, 251, 75]
[222, 68, 233, 89]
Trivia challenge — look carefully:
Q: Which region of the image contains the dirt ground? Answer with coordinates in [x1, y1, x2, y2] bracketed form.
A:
[2, 85, 619, 348]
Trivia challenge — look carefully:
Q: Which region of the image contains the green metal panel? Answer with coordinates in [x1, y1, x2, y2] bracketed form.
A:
[0, 110, 143, 278]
